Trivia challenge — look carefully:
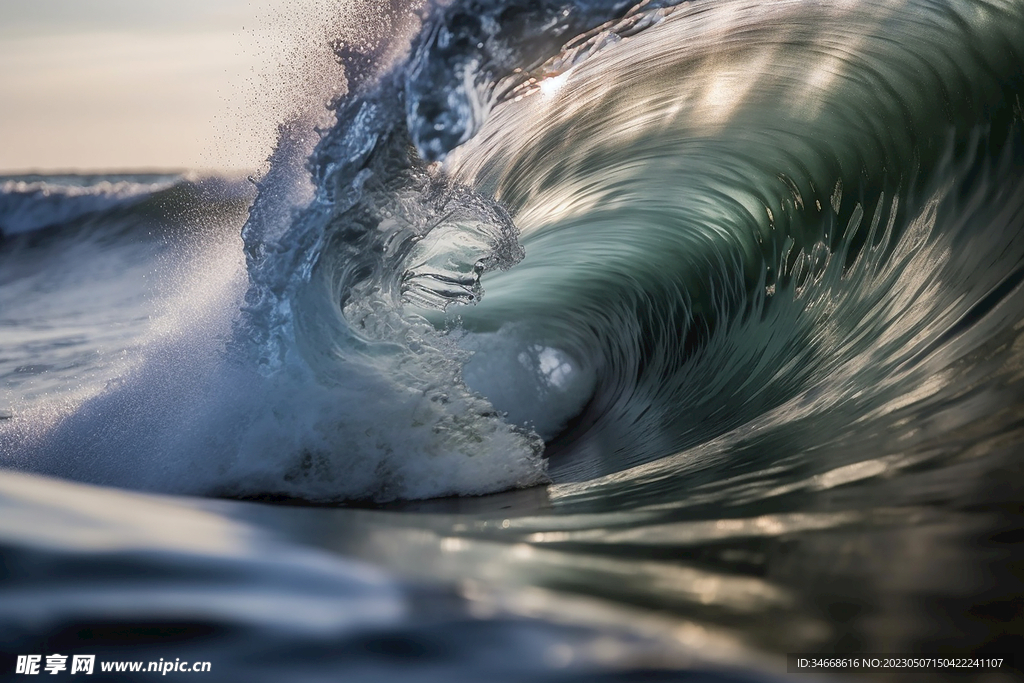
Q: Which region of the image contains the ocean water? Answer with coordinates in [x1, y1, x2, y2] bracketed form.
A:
[2, 0, 1024, 680]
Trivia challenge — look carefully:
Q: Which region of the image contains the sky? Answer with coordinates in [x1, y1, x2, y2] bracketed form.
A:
[0, 1, 357, 173]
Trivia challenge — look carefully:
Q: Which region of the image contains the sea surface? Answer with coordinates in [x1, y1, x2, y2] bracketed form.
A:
[2, 0, 1023, 680]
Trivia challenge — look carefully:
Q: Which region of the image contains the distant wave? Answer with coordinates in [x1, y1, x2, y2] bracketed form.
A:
[0, 174, 253, 238]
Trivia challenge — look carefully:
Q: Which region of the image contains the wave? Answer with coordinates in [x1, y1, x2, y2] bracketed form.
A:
[0, 174, 254, 240]
[2, 0, 1023, 504]
[444, 0, 1024, 480]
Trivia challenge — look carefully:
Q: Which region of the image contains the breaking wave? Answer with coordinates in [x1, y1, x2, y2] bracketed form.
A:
[2, 0, 1023, 505]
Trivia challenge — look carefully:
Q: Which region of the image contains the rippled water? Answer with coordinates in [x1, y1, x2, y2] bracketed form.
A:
[2, 0, 1023, 679]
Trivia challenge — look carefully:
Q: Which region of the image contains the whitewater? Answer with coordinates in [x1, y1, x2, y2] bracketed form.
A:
[2, 0, 1023, 679]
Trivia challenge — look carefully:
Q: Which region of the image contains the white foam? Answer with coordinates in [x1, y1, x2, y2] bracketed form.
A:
[4, 226, 547, 503]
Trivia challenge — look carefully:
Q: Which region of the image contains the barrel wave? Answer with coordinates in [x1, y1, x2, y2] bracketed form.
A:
[239, 0, 1024, 500]
[2, 0, 1024, 507]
